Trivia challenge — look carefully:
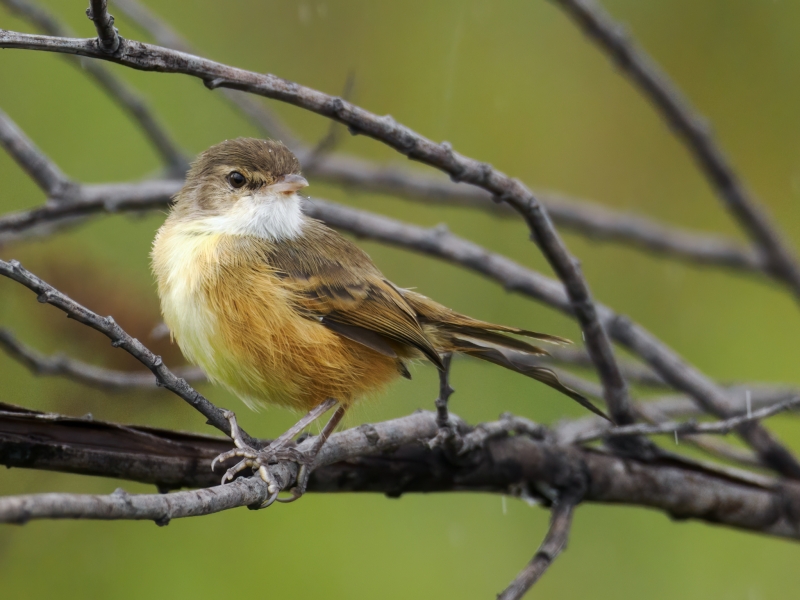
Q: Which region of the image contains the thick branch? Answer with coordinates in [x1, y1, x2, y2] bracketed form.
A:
[551, 0, 800, 298]
[0, 29, 636, 426]
[2, 406, 799, 540]
[1, 177, 795, 475]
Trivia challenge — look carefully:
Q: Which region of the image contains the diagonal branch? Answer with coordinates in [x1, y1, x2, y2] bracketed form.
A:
[0, 259, 254, 445]
[0, 28, 636, 424]
[498, 500, 577, 600]
[113, 0, 302, 146]
[0, 108, 73, 197]
[0, 328, 205, 389]
[1, 0, 187, 171]
[550, 0, 800, 298]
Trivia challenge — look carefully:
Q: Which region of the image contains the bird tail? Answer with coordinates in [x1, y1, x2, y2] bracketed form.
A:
[400, 289, 610, 421]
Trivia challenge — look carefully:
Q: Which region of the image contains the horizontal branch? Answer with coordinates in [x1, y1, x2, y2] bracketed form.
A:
[2, 405, 799, 540]
[575, 396, 800, 443]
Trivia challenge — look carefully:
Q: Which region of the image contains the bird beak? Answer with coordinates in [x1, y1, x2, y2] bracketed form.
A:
[268, 174, 309, 194]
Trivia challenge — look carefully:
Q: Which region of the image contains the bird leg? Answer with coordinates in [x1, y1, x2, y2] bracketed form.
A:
[430, 353, 463, 456]
[277, 404, 347, 503]
[211, 398, 340, 507]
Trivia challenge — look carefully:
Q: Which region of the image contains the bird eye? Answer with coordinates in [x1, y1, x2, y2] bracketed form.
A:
[227, 171, 246, 189]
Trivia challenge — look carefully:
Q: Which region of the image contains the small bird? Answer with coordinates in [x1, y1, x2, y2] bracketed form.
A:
[151, 138, 603, 503]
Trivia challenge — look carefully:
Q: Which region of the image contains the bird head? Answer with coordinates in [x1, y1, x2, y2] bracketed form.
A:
[171, 137, 309, 241]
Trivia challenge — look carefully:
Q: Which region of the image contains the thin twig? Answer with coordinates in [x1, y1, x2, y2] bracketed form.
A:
[1, 0, 186, 171]
[498, 500, 577, 600]
[551, 0, 800, 298]
[557, 385, 800, 444]
[576, 397, 800, 443]
[0, 259, 254, 444]
[0, 328, 205, 389]
[0, 29, 636, 425]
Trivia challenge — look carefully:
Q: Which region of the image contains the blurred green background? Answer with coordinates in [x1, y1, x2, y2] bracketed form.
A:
[2, 0, 800, 598]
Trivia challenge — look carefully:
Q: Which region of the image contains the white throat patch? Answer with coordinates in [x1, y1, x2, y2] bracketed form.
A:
[195, 192, 305, 241]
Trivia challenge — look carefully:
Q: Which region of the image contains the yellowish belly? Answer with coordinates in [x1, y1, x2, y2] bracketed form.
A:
[151, 227, 399, 411]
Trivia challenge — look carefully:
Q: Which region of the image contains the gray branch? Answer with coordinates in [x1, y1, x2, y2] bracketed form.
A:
[0, 259, 253, 444]
[0, 108, 73, 197]
[551, 0, 800, 298]
[2, 405, 799, 543]
[1, 0, 186, 171]
[0, 328, 205, 389]
[498, 500, 577, 600]
[86, 0, 119, 53]
[575, 397, 800, 443]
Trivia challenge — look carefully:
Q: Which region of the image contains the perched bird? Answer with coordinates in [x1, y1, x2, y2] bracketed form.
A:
[151, 138, 603, 502]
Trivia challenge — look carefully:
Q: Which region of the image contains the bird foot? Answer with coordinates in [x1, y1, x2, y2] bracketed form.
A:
[211, 411, 315, 508]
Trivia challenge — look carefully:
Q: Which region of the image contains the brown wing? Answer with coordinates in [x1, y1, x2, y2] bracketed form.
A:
[259, 220, 444, 369]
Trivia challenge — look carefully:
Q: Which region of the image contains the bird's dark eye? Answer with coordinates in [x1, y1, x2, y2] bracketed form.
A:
[227, 171, 246, 189]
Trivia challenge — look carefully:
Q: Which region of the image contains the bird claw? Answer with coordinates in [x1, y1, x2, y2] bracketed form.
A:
[211, 410, 318, 505]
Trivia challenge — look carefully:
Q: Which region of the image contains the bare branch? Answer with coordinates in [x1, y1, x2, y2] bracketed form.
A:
[0, 259, 252, 444]
[0, 29, 636, 424]
[1, 479, 270, 525]
[0, 328, 205, 389]
[556, 384, 800, 443]
[1, 0, 186, 171]
[551, 0, 800, 298]
[86, 0, 119, 53]
[498, 500, 576, 600]
[113, 0, 302, 146]
[546, 346, 665, 387]
[576, 397, 800, 443]
[0, 108, 73, 197]
[2, 406, 799, 540]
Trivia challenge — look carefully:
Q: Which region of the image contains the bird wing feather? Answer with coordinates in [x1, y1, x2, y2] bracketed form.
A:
[259, 219, 444, 369]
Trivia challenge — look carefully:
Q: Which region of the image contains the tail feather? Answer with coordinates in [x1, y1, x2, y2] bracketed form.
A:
[447, 326, 550, 356]
[452, 338, 611, 421]
[398, 288, 606, 419]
